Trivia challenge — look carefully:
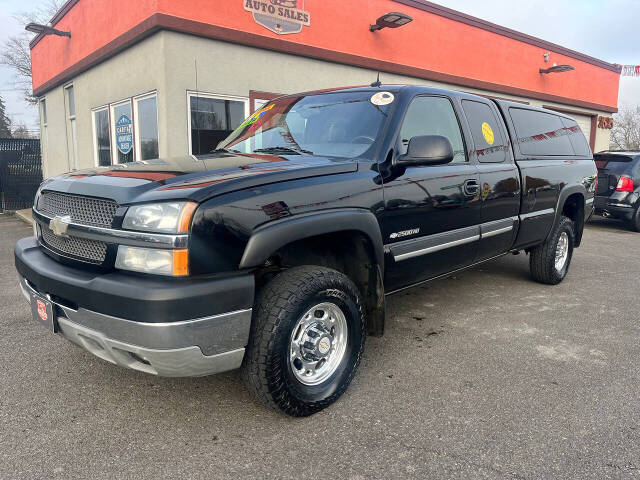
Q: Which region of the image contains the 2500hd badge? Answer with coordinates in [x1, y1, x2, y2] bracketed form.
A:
[15, 85, 597, 416]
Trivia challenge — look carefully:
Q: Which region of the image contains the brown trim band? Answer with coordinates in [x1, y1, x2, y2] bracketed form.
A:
[542, 104, 596, 117]
[32, 13, 618, 113]
[393, 0, 621, 73]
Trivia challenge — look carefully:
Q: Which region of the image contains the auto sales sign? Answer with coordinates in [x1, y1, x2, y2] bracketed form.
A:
[244, 0, 310, 35]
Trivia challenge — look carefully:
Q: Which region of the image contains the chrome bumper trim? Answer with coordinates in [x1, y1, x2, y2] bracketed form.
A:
[32, 208, 188, 249]
[58, 317, 245, 377]
[19, 277, 250, 377]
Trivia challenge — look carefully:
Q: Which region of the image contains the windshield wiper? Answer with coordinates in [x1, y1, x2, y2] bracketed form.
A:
[211, 147, 241, 154]
[253, 146, 313, 155]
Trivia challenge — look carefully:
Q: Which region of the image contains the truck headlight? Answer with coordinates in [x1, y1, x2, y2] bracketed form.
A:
[115, 246, 189, 276]
[123, 202, 197, 234]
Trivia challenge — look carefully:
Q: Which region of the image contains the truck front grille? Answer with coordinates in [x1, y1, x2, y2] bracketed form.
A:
[40, 228, 108, 264]
[37, 191, 118, 228]
[37, 191, 118, 264]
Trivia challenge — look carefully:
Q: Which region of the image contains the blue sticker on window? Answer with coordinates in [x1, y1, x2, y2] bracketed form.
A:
[115, 114, 133, 155]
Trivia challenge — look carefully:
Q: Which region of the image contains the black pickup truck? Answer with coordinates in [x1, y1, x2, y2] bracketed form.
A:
[15, 85, 597, 416]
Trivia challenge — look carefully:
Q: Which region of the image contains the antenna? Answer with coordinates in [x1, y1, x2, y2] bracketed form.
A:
[371, 72, 382, 88]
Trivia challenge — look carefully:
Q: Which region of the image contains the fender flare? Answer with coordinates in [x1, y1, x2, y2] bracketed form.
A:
[239, 208, 385, 271]
[549, 184, 586, 243]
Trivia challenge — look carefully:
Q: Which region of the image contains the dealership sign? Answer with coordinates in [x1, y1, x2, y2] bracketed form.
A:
[244, 0, 310, 35]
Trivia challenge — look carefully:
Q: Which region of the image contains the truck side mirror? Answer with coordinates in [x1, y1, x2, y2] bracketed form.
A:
[396, 135, 454, 167]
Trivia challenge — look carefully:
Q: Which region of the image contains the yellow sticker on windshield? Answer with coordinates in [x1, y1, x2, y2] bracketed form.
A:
[481, 122, 495, 145]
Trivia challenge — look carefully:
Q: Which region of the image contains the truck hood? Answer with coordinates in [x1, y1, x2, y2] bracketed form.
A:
[39, 153, 358, 205]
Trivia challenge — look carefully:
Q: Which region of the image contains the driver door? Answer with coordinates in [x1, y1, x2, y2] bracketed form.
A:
[382, 95, 481, 291]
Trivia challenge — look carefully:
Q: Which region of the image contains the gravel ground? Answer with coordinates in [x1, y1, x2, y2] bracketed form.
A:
[1, 213, 639, 479]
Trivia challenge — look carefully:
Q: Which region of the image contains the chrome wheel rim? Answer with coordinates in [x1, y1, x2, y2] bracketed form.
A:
[289, 302, 348, 386]
[555, 231, 569, 271]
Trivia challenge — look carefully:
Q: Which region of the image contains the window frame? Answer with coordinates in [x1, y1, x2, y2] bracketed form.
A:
[133, 91, 159, 162]
[39, 98, 48, 177]
[186, 91, 250, 156]
[508, 107, 576, 159]
[461, 99, 508, 164]
[395, 94, 469, 164]
[64, 83, 79, 170]
[91, 106, 111, 167]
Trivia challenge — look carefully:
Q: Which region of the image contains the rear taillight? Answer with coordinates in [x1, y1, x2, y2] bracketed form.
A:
[616, 176, 634, 192]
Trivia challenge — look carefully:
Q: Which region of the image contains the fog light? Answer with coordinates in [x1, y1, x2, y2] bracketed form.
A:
[115, 246, 189, 276]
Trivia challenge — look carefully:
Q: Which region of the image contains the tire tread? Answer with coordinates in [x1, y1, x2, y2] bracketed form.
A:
[243, 266, 365, 416]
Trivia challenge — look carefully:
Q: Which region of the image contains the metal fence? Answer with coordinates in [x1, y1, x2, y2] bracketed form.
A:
[0, 138, 42, 212]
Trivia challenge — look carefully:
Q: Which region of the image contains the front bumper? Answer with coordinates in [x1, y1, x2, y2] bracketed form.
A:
[15, 237, 254, 377]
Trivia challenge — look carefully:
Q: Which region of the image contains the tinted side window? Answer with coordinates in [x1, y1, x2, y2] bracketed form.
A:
[461, 100, 507, 163]
[399, 96, 467, 163]
[560, 117, 591, 157]
[509, 108, 573, 156]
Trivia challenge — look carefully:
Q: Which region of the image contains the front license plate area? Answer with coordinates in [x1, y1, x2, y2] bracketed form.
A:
[30, 293, 58, 333]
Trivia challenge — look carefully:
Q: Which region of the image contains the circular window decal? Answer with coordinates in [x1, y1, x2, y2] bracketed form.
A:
[371, 92, 395, 106]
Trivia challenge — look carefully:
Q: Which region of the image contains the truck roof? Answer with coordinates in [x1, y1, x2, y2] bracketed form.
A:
[271, 85, 584, 121]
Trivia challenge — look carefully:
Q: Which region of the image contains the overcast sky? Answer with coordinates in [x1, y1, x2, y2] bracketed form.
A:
[0, 0, 638, 133]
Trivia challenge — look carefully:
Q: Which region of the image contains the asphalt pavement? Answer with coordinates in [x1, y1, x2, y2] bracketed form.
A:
[1, 213, 639, 479]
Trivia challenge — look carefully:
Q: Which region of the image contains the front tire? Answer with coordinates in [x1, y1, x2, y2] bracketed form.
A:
[529, 216, 575, 285]
[243, 266, 365, 417]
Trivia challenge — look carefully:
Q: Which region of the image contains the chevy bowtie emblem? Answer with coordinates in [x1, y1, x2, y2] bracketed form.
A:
[49, 215, 71, 237]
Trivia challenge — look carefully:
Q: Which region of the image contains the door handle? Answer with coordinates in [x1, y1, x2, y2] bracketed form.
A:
[463, 179, 479, 196]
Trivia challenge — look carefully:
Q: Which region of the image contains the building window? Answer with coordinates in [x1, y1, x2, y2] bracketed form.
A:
[110, 99, 134, 164]
[92, 107, 111, 166]
[40, 98, 47, 126]
[40, 98, 48, 176]
[134, 93, 159, 160]
[188, 92, 249, 155]
[94, 91, 159, 166]
[65, 84, 79, 170]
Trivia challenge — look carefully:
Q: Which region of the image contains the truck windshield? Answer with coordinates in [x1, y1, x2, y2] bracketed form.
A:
[218, 91, 393, 159]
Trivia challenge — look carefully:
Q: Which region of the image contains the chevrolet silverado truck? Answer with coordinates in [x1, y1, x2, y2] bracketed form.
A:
[15, 85, 597, 416]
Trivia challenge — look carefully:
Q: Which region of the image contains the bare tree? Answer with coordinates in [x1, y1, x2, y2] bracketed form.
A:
[610, 106, 640, 151]
[11, 123, 35, 139]
[0, 0, 64, 104]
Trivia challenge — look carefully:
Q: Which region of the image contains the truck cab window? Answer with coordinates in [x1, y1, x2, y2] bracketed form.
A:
[398, 96, 467, 163]
[461, 100, 507, 163]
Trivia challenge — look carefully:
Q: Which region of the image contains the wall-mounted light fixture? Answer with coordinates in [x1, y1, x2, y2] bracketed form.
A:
[539, 64, 574, 74]
[25, 22, 71, 38]
[370, 12, 413, 32]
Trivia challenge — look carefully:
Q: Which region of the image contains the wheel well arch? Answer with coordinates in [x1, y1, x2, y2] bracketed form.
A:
[559, 191, 586, 247]
[240, 210, 386, 336]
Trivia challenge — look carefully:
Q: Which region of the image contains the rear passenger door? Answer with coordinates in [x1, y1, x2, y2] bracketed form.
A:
[460, 99, 520, 261]
[382, 95, 481, 291]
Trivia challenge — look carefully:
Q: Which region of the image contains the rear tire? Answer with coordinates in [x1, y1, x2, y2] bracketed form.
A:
[529, 216, 575, 285]
[626, 205, 640, 232]
[243, 266, 365, 417]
